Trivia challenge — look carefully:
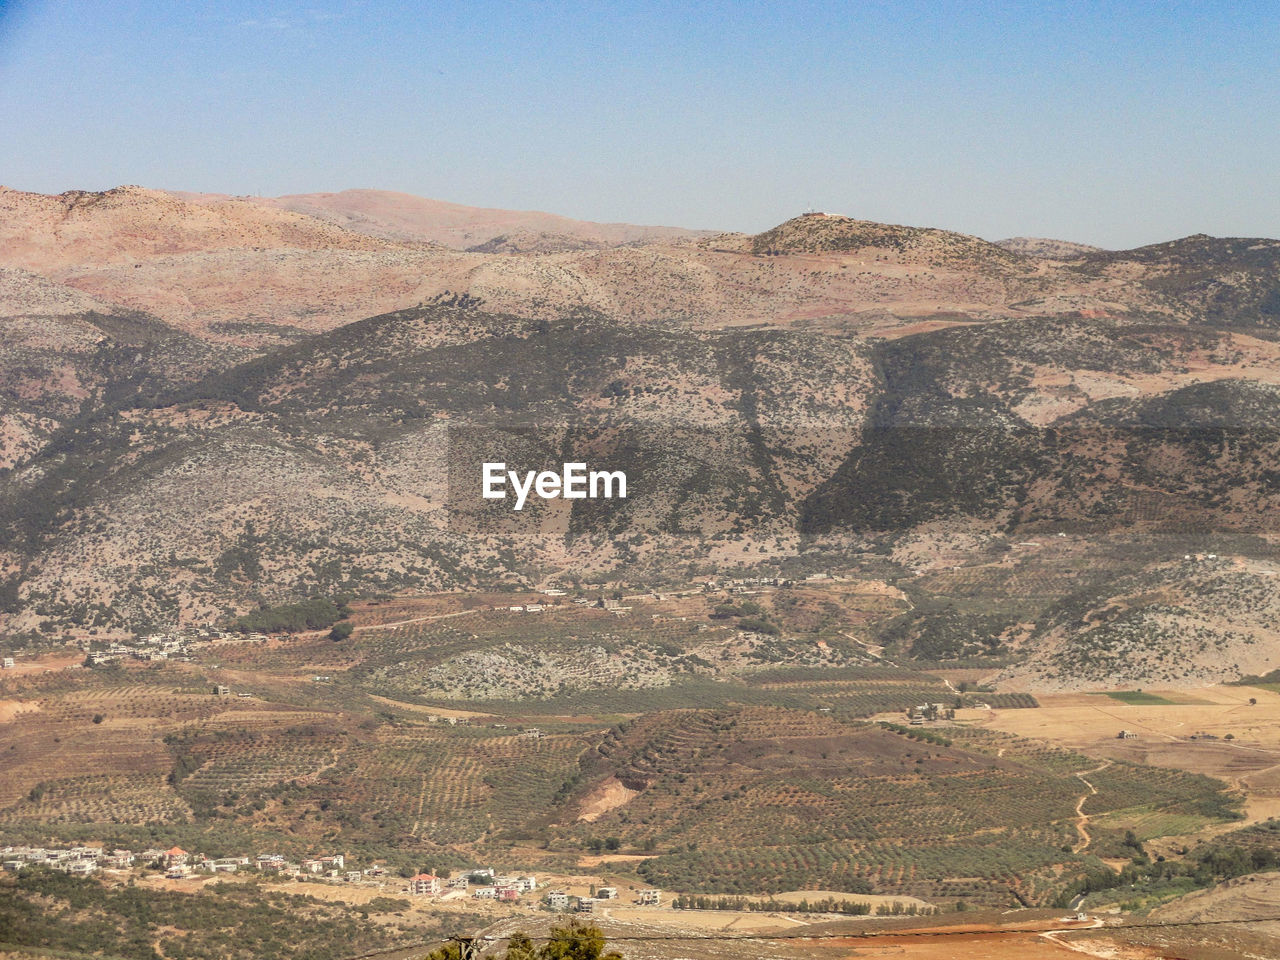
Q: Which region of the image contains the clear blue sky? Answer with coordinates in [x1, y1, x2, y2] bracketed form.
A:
[1, 0, 1276, 247]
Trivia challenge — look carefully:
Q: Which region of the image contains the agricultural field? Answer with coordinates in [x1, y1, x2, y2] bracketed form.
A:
[562, 708, 1238, 907]
[963, 684, 1280, 864]
[967, 685, 1280, 787]
[0, 580, 1269, 934]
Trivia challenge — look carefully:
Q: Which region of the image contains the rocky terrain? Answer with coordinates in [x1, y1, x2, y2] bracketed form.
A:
[996, 237, 1105, 259]
[3, 184, 1280, 690]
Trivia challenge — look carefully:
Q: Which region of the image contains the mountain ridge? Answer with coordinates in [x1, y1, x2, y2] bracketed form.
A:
[171, 186, 715, 250]
[5, 185, 1280, 690]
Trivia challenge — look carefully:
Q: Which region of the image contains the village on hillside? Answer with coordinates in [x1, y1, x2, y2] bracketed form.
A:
[0, 844, 661, 914]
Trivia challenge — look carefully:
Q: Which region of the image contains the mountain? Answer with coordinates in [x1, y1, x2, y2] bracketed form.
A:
[4, 186, 1280, 689]
[2, 186, 1155, 347]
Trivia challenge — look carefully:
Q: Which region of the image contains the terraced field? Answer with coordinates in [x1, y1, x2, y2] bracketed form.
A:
[0, 773, 191, 826]
[329, 727, 589, 844]
[567, 708, 1241, 906]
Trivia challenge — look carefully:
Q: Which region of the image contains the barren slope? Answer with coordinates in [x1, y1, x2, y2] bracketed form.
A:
[247, 188, 713, 249]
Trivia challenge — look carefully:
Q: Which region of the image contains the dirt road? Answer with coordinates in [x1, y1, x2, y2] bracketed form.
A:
[1072, 760, 1113, 853]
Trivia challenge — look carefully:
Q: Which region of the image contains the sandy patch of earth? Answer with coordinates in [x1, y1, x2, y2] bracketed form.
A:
[0, 653, 82, 676]
[602, 906, 802, 934]
[0, 699, 41, 722]
[368, 695, 495, 719]
[574, 853, 659, 868]
[577, 776, 639, 822]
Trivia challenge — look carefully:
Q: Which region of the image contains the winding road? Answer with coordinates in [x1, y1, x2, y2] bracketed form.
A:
[1072, 760, 1113, 853]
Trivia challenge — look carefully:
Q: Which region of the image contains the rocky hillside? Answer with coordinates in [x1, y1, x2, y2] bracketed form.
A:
[4, 184, 1280, 689]
[0, 304, 876, 632]
[799, 316, 1280, 535]
[996, 237, 1104, 259]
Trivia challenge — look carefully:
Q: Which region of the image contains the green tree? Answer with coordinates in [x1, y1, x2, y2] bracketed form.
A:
[541, 921, 623, 960]
[423, 923, 621, 960]
[504, 933, 538, 960]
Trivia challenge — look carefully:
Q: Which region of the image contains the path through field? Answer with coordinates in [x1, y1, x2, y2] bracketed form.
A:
[354, 610, 476, 633]
[1039, 918, 1109, 957]
[1072, 761, 1112, 853]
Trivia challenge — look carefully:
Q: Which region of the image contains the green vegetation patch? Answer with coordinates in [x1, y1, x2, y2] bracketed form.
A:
[1099, 691, 1177, 705]
[1091, 806, 1216, 842]
[233, 597, 351, 634]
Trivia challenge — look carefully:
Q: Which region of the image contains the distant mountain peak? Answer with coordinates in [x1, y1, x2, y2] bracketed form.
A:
[749, 212, 1024, 266]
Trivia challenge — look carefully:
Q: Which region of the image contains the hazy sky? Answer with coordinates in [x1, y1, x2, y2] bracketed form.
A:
[1, 0, 1277, 247]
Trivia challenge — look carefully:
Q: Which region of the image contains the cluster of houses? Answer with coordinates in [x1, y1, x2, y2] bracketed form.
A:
[503, 603, 547, 614]
[86, 639, 193, 666]
[491, 587, 756, 617]
[78, 625, 291, 668]
[717, 575, 795, 589]
[405, 869, 538, 901]
[402, 872, 662, 912]
[80, 629, 229, 665]
[496, 596, 645, 615]
[548, 886, 661, 912]
[5, 845, 667, 914]
[2, 845, 126, 875]
[1, 844, 370, 884]
[415, 716, 542, 738]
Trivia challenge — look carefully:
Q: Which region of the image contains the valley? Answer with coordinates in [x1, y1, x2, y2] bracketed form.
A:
[4, 184, 1280, 958]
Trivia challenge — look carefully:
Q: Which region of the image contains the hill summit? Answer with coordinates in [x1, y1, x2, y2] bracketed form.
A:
[748, 211, 1024, 266]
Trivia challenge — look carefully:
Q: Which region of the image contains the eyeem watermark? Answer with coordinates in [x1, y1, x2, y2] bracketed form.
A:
[482, 462, 627, 511]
